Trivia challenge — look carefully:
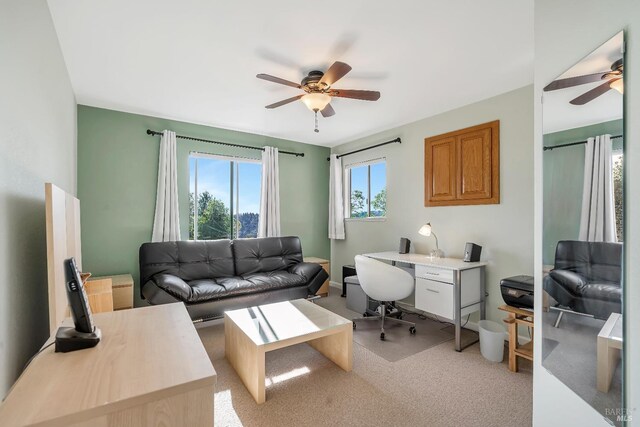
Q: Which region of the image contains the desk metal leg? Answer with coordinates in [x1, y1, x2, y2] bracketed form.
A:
[454, 270, 462, 352]
[480, 266, 486, 320]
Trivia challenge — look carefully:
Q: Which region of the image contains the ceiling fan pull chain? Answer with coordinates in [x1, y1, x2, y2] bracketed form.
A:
[314, 110, 319, 133]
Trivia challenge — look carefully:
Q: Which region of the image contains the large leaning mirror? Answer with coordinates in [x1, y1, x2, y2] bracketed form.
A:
[542, 31, 625, 424]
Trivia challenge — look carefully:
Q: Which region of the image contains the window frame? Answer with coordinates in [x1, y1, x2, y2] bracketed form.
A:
[344, 157, 387, 221]
[612, 150, 623, 242]
[189, 151, 262, 240]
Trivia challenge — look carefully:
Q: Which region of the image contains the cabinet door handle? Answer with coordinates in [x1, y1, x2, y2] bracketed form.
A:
[426, 288, 440, 294]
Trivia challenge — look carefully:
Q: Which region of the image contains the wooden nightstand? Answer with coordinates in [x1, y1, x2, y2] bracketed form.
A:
[83, 277, 114, 313]
[87, 274, 134, 311]
[303, 257, 330, 297]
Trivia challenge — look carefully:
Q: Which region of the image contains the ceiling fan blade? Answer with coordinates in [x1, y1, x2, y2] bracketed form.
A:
[329, 89, 380, 101]
[256, 73, 301, 89]
[319, 61, 352, 86]
[321, 104, 335, 118]
[543, 72, 608, 91]
[570, 79, 618, 105]
[265, 94, 304, 109]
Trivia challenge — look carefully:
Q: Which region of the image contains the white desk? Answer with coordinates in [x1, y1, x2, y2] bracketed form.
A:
[363, 252, 487, 351]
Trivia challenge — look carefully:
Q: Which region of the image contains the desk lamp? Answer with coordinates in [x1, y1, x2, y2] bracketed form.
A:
[418, 223, 445, 258]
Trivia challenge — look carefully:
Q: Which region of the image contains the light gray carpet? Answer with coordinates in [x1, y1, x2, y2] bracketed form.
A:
[197, 289, 532, 427]
[541, 310, 622, 426]
[317, 293, 477, 362]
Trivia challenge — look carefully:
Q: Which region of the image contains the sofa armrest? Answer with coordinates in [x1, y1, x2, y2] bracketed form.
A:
[289, 262, 329, 295]
[151, 273, 192, 302]
[548, 269, 587, 296]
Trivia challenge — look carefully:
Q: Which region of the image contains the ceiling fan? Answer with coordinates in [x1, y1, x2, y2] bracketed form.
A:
[257, 61, 381, 132]
[543, 58, 623, 105]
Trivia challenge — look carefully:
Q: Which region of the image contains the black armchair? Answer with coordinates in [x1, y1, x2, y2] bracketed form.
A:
[544, 240, 622, 322]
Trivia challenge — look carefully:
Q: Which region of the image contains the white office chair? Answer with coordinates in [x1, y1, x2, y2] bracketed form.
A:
[353, 255, 416, 340]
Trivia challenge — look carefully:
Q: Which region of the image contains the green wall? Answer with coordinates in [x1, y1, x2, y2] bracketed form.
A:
[77, 106, 330, 306]
[542, 119, 623, 264]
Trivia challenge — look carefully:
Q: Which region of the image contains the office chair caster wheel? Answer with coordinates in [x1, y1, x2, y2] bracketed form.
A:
[409, 326, 416, 335]
[380, 332, 385, 341]
[353, 322, 357, 329]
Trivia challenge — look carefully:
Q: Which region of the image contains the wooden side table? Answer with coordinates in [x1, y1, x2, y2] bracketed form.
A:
[84, 277, 114, 313]
[87, 274, 134, 310]
[498, 304, 533, 372]
[303, 257, 330, 297]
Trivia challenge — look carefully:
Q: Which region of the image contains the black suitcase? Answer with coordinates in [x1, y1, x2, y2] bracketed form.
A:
[500, 275, 534, 309]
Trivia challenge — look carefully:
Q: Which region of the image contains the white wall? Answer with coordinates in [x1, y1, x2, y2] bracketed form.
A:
[533, 1, 640, 426]
[331, 86, 534, 326]
[0, 0, 76, 397]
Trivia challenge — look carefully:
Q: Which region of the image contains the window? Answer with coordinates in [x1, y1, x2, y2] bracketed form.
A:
[345, 160, 386, 218]
[189, 153, 262, 240]
[613, 152, 623, 242]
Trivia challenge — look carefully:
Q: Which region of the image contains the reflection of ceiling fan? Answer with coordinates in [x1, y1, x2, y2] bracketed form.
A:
[543, 58, 623, 105]
[257, 61, 380, 132]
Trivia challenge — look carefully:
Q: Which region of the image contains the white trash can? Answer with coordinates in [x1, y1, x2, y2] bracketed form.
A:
[478, 320, 505, 362]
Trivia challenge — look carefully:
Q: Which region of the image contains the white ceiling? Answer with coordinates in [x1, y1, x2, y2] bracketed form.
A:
[48, 0, 533, 147]
[543, 32, 624, 134]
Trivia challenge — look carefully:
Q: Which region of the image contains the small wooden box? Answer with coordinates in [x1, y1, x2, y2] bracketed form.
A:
[88, 274, 134, 311]
[304, 257, 330, 297]
[84, 278, 114, 314]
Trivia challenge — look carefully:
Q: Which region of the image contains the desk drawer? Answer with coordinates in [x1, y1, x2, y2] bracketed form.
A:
[415, 265, 454, 283]
[415, 278, 453, 320]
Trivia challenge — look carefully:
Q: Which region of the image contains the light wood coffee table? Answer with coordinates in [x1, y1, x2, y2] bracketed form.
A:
[597, 312, 622, 393]
[225, 299, 352, 404]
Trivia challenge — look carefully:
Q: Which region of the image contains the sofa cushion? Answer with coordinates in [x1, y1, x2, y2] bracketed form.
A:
[233, 236, 303, 276]
[186, 273, 306, 303]
[581, 283, 622, 303]
[547, 270, 587, 296]
[554, 240, 622, 283]
[140, 240, 235, 284]
[152, 273, 192, 301]
[188, 279, 226, 303]
[244, 271, 307, 290]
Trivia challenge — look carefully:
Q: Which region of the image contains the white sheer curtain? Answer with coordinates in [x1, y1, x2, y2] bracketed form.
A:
[258, 146, 280, 237]
[328, 154, 345, 239]
[151, 130, 181, 242]
[579, 134, 616, 242]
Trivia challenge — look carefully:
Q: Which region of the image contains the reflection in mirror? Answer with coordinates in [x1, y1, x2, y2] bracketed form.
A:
[542, 31, 624, 425]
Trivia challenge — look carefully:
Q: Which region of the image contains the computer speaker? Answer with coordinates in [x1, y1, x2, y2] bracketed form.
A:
[463, 242, 482, 262]
[399, 238, 411, 254]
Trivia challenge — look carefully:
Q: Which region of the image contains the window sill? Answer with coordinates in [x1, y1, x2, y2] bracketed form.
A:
[345, 217, 387, 222]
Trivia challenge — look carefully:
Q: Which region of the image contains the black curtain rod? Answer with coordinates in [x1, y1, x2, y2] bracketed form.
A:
[543, 134, 623, 151]
[326, 137, 401, 161]
[146, 129, 305, 157]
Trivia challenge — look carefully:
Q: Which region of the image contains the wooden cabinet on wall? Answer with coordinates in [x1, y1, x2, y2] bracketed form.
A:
[424, 120, 500, 207]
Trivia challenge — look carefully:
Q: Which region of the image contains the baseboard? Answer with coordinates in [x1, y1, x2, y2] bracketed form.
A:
[329, 280, 342, 290]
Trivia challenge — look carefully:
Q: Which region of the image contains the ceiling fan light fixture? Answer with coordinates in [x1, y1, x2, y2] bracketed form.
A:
[610, 78, 624, 94]
[301, 93, 331, 112]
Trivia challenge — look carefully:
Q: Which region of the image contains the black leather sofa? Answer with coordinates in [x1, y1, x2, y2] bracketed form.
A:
[140, 236, 328, 322]
[543, 240, 622, 320]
